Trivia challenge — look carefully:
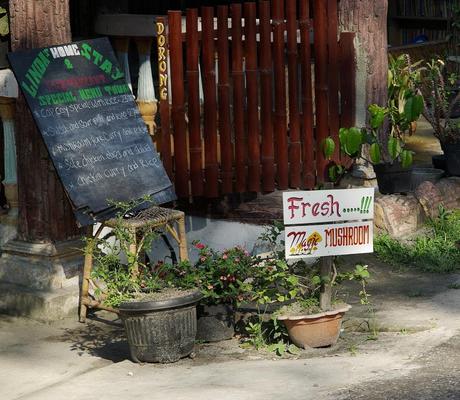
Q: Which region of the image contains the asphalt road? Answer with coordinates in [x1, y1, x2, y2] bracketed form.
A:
[336, 333, 460, 400]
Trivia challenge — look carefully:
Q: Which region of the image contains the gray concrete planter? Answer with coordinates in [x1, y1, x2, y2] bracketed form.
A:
[196, 303, 235, 342]
[119, 290, 202, 363]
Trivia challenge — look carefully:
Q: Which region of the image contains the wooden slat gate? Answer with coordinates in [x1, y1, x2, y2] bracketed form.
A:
[155, 0, 355, 200]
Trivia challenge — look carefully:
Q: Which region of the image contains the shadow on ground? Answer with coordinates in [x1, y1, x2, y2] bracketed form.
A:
[51, 315, 130, 363]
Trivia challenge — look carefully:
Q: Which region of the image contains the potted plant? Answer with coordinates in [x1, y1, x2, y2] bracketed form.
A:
[325, 104, 416, 193]
[88, 203, 202, 363]
[244, 223, 370, 351]
[275, 261, 370, 349]
[419, 58, 460, 175]
[325, 54, 424, 193]
[179, 242, 253, 342]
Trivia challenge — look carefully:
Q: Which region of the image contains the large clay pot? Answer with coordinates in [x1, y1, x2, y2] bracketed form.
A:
[119, 290, 202, 363]
[278, 304, 351, 348]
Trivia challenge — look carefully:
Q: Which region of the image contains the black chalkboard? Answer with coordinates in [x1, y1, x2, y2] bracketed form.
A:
[8, 38, 175, 225]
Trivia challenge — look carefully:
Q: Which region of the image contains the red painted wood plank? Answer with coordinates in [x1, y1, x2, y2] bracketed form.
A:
[313, 0, 329, 183]
[286, 0, 301, 188]
[299, 0, 315, 189]
[272, 0, 289, 190]
[186, 9, 204, 196]
[259, 0, 275, 193]
[244, 2, 260, 193]
[217, 5, 233, 194]
[168, 11, 189, 197]
[327, 0, 340, 163]
[339, 32, 356, 168]
[231, 3, 247, 193]
[201, 6, 219, 197]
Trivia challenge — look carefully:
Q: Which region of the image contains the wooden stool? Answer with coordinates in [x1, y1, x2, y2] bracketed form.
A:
[79, 206, 188, 322]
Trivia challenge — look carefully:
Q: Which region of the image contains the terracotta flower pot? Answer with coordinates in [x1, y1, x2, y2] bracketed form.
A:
[278, 304, 351, 348]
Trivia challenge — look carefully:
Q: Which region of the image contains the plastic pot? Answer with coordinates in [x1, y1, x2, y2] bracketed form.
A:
[119, 290, 202, 363]
[443, 142, 460, 176]
[373, 162, 412, 194]
[432, 154, 446, 171]
[196, 303, 235, 342]
[411, 167, 444, 191]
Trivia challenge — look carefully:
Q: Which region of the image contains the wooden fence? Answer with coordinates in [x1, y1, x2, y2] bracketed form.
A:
[155, 0, 355, 199]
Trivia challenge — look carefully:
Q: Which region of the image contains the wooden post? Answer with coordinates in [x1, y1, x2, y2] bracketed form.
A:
[319, 182, 334, 310]
[319, 256, 333, 310]
[79, 226, 95, 323]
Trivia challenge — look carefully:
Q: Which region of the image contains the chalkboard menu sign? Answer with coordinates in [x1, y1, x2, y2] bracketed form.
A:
[8, 38, 175, 226]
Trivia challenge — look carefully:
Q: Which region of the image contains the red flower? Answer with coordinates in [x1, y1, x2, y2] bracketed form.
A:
[222, 254, 228, 260]
[195, 243, 205, 250]
[200, 256, 207, 262]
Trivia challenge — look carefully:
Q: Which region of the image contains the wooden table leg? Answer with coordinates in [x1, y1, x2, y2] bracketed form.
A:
[177, 215, 188, 261]
[79, 246, 93, 323]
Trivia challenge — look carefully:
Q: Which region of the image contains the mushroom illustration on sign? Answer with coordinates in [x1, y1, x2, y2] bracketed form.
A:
[289, 231, 322, 256]
[304, 231, 322, 255]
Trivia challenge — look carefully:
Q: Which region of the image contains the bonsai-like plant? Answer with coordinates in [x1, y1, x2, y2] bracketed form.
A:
[88, 202, 197, 308]
[419, 58, 460, 145]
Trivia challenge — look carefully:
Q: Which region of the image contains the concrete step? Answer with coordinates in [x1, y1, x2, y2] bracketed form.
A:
[0, 282, 79, 321]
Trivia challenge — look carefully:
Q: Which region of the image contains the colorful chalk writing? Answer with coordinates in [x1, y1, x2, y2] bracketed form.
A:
[8, 37, 175, 226]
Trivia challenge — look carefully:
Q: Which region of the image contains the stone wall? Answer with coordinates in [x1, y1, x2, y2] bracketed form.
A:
[374, 177, 460, 238]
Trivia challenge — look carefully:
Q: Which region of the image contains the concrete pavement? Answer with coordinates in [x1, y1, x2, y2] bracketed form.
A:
[1, 255, 460, 400]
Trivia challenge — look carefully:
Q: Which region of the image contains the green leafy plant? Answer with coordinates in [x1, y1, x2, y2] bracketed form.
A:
[324, 54, 424, 182]
[179, 243, 253, 306]
[242, 224, 371, 356]
[419, 58, 460, 145]
[375, 208, 460, 273]
[87, 200, 196, 308]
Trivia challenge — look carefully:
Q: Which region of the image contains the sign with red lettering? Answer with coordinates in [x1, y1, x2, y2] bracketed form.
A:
[283, 188, 374, 225]
[285, 221, 373, 258]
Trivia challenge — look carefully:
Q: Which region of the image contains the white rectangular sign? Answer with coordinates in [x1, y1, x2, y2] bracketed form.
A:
[285, 220, 373, 259]
[283, 188, 374, 225]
